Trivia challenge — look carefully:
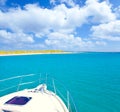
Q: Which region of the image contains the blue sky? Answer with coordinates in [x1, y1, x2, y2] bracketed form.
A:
[0, 0, 120, 51]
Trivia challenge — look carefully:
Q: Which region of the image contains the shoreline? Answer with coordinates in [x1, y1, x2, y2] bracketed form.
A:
[0, 52, 72, 56]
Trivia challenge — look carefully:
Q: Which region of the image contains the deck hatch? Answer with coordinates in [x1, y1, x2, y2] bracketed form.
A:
[5, 96, 32, 105]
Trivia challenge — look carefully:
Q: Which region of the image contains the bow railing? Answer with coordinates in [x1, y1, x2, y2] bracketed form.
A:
[0, 73, 78, 112]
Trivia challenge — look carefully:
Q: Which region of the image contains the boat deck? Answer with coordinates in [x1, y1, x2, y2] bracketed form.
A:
[0, 84, 68, 112]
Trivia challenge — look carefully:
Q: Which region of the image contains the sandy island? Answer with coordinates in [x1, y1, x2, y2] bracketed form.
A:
[0, 50, 72, 56]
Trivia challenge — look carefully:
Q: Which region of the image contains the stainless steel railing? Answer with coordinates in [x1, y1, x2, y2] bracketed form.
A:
[0, 73, 78, 112]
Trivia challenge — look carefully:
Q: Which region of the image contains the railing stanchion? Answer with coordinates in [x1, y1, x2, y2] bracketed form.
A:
[67, 91, 70, 112]
[17, 77, 23, 91]
[39, 73, 41, 84]
[46, 73, 47, 85]
[52, 79, 56, 94]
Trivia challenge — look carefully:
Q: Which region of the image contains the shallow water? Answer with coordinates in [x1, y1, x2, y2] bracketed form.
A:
[0, 52, 120, 112]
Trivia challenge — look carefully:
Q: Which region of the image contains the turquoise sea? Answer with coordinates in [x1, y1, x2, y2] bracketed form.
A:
[0, 52, 120, 112]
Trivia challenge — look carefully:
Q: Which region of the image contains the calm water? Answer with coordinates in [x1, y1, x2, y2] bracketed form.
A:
[0, 52, 120, 112]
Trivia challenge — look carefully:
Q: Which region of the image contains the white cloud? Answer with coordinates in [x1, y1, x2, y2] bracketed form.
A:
[0, 0, 118, 50]
[50, 0, 76, 7]
[91, 20, 120, 41]
[45, 32, 94, 51]
[0, 30, 34, 44]
[0, 0, 116, 34]
[85, 0, 116, 23]
[95, 41, 106, 45]
[114, 6, 120, 18]
[50, 0, 55, 4]
[59, 0, 76, 7]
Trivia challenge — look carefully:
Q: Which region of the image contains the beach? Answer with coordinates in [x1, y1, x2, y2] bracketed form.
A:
[0, 50, 71, 56]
